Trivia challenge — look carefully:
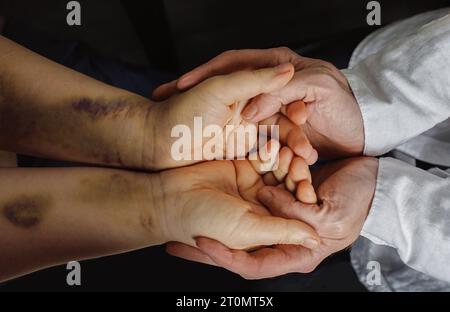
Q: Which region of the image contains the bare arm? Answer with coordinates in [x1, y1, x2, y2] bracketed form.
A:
[0, 161, 319, 282]
[0, 167, 161, 282]
[0, 35, 152, 169]
[0, 36, 303, 171]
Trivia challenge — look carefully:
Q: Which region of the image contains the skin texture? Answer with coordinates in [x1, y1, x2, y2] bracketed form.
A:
[167, 157, 379, 279]
[153, 47, 364, 158]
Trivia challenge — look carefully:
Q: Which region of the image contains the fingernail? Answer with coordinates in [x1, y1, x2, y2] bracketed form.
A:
[274, 63, 293, 75]
[303, 238, 320, 249]
[242, 105, 258, 120]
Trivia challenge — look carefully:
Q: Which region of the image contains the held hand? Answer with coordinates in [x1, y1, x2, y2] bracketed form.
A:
[144, 63, 313, 170]
[149, 157, 320, 251]
[153, 48, 364, 158]
[166, 157, 378, 279]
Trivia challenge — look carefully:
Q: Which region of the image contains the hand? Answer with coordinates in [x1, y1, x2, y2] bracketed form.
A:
[166, 157, 378, 279]
[149, 157, 320, 250]
[153, 48, 364, 158]
[145, 63, 315, 170]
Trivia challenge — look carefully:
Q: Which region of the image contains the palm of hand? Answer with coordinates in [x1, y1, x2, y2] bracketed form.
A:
[156, 160, 316, 250]
[148, 95, 251, 170]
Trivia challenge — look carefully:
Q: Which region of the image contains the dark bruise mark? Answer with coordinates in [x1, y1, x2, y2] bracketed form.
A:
[2, 194, 52, 228]
[72, 98, 135, 120]
[0, 73, 146, 166]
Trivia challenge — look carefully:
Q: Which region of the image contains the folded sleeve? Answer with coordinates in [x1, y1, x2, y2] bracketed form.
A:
[361, 157, 450, 282]
[342, 13, 450, 156]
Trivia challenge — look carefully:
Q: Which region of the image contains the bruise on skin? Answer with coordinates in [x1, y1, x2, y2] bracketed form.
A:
[2, 194, 52, 228]
[0, 74, 146, 166]
[72, 98, 137, 121]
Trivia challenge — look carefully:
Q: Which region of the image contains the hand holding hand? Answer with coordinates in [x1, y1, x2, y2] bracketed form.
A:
[145, 63, 318, 170]
[149, 157, 320, 251]
[154, 48, 364, 158]
[166, 157, 378, 279]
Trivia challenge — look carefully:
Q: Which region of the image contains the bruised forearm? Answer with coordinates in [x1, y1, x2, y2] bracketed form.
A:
[0, 167, 162, 282]
[0, 35, 155, 169]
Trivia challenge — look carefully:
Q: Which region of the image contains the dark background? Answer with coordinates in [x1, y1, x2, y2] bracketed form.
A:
[0, 0, 449, 291]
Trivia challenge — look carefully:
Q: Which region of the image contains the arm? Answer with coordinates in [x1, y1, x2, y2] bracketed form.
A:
[0, 160, 319, 282]
[361, 157, 450, 282]
[0, 36, 301, 170]
[0, 167, 160, 282]
[343, 13, 450, 155]
[0, 35, 151, 169]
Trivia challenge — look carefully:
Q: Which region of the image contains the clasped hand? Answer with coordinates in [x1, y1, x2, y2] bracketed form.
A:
[150, 47, 379, 279]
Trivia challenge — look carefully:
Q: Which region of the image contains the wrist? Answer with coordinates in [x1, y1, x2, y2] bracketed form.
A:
[134, 171, 169, 246]
[140, 101, 165, 170]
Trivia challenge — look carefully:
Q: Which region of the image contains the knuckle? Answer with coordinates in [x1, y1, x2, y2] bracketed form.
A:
[276, 46, 294, 55]
[273, 46, 296, 63]
[316, 71, 337, 86]
[220, 49, 236, 58]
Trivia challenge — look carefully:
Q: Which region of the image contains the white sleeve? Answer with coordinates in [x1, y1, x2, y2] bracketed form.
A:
[342, 14, 450, 156]
[361, 157, 450, 282]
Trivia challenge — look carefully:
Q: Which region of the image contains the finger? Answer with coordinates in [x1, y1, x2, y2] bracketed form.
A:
[166, 242, 217, 266]
[305, 149, 319, 165]
[242, 93, 284, 121]
[178, 48, 299, 90]
[194, 63, 294, 107]
[286, 127, 315, 164]
[249, 139, 280, 174]
[152, 80, 178, 101]
[235, 211, 320, 249]
[296, 180, 317, 204]
[241, 71, 315, 123]
[196, 238, 313, 279]
[284, 100, 308, 125]
[260, 114, 315, 163]
[233, 159, 265, 204]
[285, 157, 312, 192]
[272, 146, 294, 182]
[257, 186, 320, 228]
[262, 172, 279, 186]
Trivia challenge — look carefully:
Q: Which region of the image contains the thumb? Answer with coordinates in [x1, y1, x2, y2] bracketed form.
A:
[257, 186, 321, 229]
[192, 63, 294, 108]
[152, 80, 178, 101]
[233, 212, 320, 250]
